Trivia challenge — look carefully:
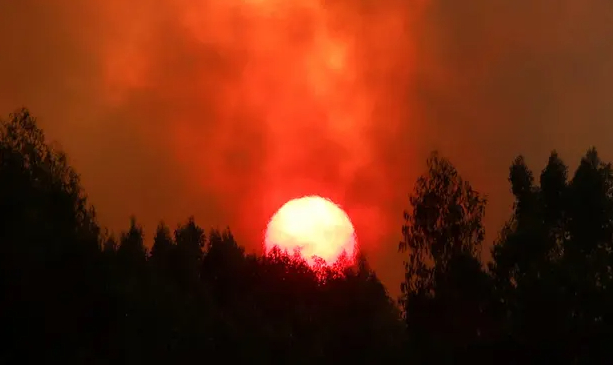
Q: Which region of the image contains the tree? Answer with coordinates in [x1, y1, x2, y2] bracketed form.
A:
[566, 148, 613, 256]
[117, 216, 147, 267]
[0, 109, 102, 363]
[150, 221, 174, 275]
[173, 216, 205, 290]
[322, 252, 407, 363]
[0, 109, 99, 254]
[102, 230, 119, 254]
[489, 148, 613, 363]
[399, 152, 491, 362]
[489, 155, 551, 302]
[561, 148, 613, 359]
[202, 227, 246, 306]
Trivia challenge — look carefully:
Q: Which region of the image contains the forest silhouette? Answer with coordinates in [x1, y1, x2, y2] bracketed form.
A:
[2, 109, 612, 364]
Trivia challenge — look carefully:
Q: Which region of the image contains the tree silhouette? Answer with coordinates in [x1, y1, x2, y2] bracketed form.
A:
[117, 216, 147, 267]
[7, 108, 613, 364]
[102, 230, 119, 254]
[565, 149, 613, 360]
[173, 216, 205, 291]
[321, 252, 407, 363]
[399, 152, 491, 363]
[489, 148, 613, 363]
[202, 227, 247, 307]
[0, 109, 104, 362]
[150, 221, 174, 277]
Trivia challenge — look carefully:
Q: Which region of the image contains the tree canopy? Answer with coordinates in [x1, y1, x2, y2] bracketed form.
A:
[2, 109, 613, 364]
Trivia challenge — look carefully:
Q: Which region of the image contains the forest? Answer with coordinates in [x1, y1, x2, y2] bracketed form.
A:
[1, 109, 612, 364]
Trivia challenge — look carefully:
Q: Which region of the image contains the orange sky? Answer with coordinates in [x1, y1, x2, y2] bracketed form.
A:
[2, 0, 613, 297]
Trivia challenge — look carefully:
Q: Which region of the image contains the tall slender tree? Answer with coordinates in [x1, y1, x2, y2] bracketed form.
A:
[399, 152, 491, 362]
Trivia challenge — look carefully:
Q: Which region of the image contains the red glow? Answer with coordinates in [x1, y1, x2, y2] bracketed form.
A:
[92, 0, 427, 288]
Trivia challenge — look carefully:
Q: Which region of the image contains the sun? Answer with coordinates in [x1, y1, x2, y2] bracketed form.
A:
[265, 195, 356, 266]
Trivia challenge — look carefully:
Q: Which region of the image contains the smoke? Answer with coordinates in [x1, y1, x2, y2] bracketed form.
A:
[89, 0, 427, 254]
[2, 0, 613, 293]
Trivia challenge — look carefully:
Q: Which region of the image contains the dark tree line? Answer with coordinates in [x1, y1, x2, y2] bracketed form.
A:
[0, 109, 404, 364]
[400, 151, 613, 364]
[2, 109, 612, 364]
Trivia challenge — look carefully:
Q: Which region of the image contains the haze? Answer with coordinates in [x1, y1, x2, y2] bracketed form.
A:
[1, 0, 613, 295]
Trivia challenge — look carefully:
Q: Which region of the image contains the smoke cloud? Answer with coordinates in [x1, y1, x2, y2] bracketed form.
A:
[2, 0, 613, 294]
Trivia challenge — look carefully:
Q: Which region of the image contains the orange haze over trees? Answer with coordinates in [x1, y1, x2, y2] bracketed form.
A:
[3, 0, 613, 362]
[4, 0, 613, 298]
[159, 0, 428, 268]
[4, 109, 613, 363]
[0, 0, 429, 294]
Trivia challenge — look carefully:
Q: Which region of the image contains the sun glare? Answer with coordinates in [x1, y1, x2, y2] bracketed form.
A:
[265, 195, 356, 266]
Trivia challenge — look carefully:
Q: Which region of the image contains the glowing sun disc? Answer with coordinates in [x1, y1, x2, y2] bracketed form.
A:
[265, 195, 356, 265]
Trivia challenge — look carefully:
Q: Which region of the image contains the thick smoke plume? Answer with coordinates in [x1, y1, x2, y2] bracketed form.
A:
[2, 0, 613, 292]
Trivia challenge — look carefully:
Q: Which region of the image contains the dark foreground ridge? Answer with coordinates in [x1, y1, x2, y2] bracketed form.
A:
[1, 109, 612, 364]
